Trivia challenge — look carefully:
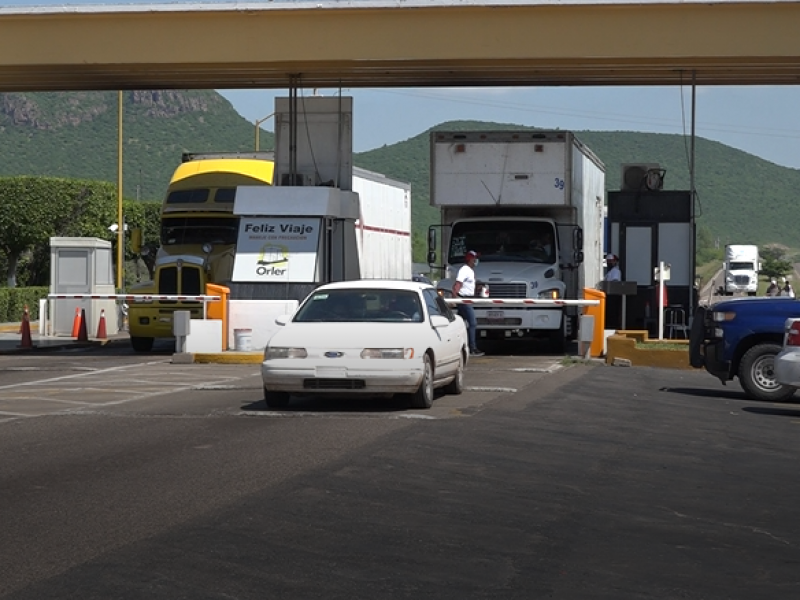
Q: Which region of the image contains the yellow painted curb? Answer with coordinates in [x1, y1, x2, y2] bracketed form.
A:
[192, 352, 263, 364]
[606, 331, 692, 370]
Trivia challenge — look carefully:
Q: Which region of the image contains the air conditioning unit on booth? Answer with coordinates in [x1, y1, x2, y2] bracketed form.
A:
[620, 163, 664, 191]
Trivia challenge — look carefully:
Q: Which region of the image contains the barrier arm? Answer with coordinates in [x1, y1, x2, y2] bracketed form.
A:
[444, 298, 600, 307]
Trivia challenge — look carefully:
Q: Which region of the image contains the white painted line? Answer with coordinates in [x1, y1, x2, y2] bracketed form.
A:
[0, 360, 168, 391]
[466, 386, 518, 393]
[396, 413, 436, 419]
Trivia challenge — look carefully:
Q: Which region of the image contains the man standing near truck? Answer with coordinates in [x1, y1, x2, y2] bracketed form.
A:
[452, 250, 484, 357]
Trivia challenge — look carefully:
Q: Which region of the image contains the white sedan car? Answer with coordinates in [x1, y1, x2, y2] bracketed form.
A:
[773, 317, 800, 391]
[261, 280, 470, 409]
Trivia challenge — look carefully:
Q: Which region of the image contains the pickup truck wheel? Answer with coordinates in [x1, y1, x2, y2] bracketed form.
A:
[738, 343, 796, 402]
[130, 336, 154, 353]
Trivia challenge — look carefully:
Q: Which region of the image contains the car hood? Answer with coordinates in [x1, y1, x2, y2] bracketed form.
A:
[268, 322, 449, 352]
[710, 296, 800, 316]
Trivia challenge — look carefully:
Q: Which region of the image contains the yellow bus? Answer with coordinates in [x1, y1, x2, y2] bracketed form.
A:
[127, 153, 274, 352]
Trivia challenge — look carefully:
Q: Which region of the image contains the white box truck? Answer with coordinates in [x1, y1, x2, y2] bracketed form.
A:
[723, 244, 760, 296]
[428, 130, 605, 352]
[233, 167, 411, 285]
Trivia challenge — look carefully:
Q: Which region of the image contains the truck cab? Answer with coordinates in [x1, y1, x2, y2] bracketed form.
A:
[690, 297, 798, 401]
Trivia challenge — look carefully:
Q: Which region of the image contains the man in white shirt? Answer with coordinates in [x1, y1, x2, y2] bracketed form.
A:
[606, 253, 622, 282]
[452, 250, 484, 357]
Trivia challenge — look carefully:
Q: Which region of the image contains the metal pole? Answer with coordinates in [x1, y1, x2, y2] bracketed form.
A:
[117, 91, 124, 291]
[254, 119, 259, 151]
[689, 72, 697, 320]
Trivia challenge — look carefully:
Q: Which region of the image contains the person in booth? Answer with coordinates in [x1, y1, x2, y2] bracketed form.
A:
[605, 253, 622, 282]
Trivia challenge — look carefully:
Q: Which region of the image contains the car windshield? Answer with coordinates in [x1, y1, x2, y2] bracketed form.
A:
[293, 289, 424, 323]
[449, 221, 557, 264]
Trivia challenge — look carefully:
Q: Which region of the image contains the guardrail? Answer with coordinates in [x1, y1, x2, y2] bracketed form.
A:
[444, 298, 600, 307]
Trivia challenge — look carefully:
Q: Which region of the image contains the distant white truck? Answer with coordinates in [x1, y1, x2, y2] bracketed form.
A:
[723, 244, 760, 296]
[427, 130, 605, 352]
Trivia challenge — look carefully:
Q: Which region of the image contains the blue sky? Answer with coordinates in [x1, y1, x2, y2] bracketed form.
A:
[219, 86, 800, 170]
[4, 2, 800, 169]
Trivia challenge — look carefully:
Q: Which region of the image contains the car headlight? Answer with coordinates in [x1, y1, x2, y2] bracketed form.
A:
[712, 311, 736, 322]
[537, 289, 560, 300]
[361, 348, 414, 359]
[265, 347, 307, 359]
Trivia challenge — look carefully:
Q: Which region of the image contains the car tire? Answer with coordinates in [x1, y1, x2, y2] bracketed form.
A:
[130, 336, 154, 353]
[738, 343, 796, 402]
[410, 354, 434, 409]
[444, 352, 465, 395]
[264, 387, 291, 409]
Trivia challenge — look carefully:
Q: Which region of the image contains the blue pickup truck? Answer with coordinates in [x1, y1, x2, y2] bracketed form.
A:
[689, 297, 798, 401]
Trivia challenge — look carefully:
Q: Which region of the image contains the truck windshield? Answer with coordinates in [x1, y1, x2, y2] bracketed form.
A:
[161, 216, 239, 246]
[449, 221, 556, 264]
[729, 262, 755, 270]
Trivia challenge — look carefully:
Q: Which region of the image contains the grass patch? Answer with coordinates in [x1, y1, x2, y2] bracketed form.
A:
[634, 341, 688, 351]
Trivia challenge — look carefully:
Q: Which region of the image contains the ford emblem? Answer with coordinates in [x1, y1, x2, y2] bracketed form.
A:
[324, 351, 344, 358]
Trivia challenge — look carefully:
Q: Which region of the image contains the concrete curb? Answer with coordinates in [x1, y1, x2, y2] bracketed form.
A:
[187, 352, 263, 365]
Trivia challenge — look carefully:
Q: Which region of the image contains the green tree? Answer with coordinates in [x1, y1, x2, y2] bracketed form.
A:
[760, 245, 793, 280]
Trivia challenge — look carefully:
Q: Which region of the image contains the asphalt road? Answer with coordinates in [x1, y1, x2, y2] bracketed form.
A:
[2, 349, 800, 599]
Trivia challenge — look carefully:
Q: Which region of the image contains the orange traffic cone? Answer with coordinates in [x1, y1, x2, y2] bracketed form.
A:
[96, 309, 107, 340]
[77, 308, 88, 342]
[71, 307, 82, 339]
[18, 305, 32, 349]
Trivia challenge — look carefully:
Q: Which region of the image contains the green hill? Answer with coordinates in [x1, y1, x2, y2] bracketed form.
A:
[1, 92, 798, 251]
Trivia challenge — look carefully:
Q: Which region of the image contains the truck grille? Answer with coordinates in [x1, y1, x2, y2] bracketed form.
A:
[733, 275, 750, 285]
[487, 283, 527, 298]
[304, 379, 366, 390]
[158, 265, 202, 304]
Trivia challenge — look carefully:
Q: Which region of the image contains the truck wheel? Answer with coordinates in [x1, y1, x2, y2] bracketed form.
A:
[738, 343, 796, 402]
[263, 387, 291, 409]
[130, 336, 154, 352]
[548, 314, 567, 354]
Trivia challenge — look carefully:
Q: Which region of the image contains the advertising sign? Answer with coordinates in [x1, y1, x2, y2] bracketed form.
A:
[232, 217, 321, 282]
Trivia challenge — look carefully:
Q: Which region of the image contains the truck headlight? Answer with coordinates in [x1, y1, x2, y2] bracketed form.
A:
[537, 289, 560, 300]
[131, 297, 153, 304]
[265, 347, 307, 359]
[361, 348, 414, 359]
[712, 311, 736, 322]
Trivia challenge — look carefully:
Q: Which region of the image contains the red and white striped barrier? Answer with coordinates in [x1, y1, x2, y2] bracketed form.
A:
[47, 294, 221, 302]
[444, 298, 599, 307]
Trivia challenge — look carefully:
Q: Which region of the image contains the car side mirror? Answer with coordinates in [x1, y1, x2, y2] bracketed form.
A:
[275, 314, 290, 326]
[430, 315, 450, 328]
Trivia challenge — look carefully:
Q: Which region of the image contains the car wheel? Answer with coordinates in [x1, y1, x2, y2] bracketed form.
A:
[738, 343, 796, 402]
[410, 354, 434, 409]
[130, 336, 154, 353]
[264, 386, 291, 409]
[444, 351, 465, 395]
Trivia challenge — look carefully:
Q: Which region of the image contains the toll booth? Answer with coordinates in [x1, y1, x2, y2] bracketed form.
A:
[49, 237, 119, 336]
[606, 183, 695, 335]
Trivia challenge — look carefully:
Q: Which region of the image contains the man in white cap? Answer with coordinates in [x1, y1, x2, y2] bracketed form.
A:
[605, 253, 621, 282]
[767, 278, 780, 297]
[452, 250, 484, 357]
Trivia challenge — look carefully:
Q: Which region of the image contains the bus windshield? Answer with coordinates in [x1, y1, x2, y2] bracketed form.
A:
[161, 216, 239, 246]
